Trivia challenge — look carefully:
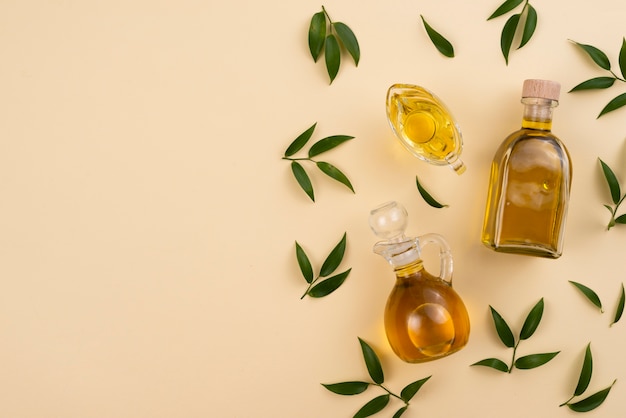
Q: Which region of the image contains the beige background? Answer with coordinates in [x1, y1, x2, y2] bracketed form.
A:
[1, 0, 626, 417]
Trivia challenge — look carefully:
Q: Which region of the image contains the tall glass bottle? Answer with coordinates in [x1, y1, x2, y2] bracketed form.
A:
[481, 79, 572, 258]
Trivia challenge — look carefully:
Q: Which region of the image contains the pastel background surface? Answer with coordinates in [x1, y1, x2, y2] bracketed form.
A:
[1, 1, 625, 417]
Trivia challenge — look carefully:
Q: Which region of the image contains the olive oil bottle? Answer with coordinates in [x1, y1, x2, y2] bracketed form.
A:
[482, 79, 572, 258]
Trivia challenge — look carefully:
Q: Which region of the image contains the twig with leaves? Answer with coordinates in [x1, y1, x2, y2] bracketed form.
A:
[599, 158, 626, 229]
[322, 337, 431, 418]
[487, 0, 538, 65]
[568, 280, 625, 327]
[569, 39, 626, 118]
[472, 298, 560, 373]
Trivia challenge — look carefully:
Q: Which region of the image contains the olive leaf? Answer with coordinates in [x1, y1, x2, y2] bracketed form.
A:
[296, 232, 351, 299]
[472, 299, 559, 373]
[518, 4, 536, 49]
[307, 6, 360, 84]
[500, 13, 520, 65]
[487, 0, 524, 20]
[283, 123, 356, 202]
[569, 40, 626, 118]
[611, 283, 625, 327]
[569, 281, 603, 313]
[488, 0, 538, 64]
[416, 175, 448, 208]
[420, 15, 454, 58]
[561, 344, 617, 412]
[323, 338, 431, 417]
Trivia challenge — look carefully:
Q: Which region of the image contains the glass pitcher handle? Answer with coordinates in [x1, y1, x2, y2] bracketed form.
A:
[417, 233, 453, 284]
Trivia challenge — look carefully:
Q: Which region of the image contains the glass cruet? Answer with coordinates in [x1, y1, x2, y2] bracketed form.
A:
[369, 201, 470, 363]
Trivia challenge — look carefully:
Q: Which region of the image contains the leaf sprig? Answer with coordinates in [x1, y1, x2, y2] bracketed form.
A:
[322, 337, 431, 418]
[296, 232, 351, 299]
[420, 15, 454, 58]
[598, 158, 626, 229]
[472, 298, 560, 373]
[415, 175, 448, 208]
[568, 280, 625, 327]
[559, 343, 617, 412]
[308, 6, 360, 84]
[487, 0, 538, 65]
[569, 39, 626, 118]
[283, 123, 355, 202]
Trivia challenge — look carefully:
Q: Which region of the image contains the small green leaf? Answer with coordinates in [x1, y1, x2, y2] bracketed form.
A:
[599, 158, 621, 205]
[316, 161, 355, 193]
[619, 37, 626, 79]
[501, 13, 520, 65]
[291, 161, 314, 202]
[514, 352, 560, 369]
[321, 381, 369, 395]
[324, 34, 340, 84]
[353, 394, 390, 418]
[569, 77, 616, 92]
[574, 343, 593, 397]
[616, 214, 626, 224]
[295, 242, 314, 283]
[471, 358, 510, 373]
[490, 306, 515, 348]
[308, 269, 351, 298]
[519, 298, 544, 340]
[308, 135, 354, 157]
[333, 22, 360, 66]
[569, 280, 604, 312]
[598, 92, 626, 118]
[487, 0, 524, 20]
[420, 15, 454, 58]
[567, 380, 617, 412]
[308, 11, 327, 62]
[571, 40, 611, 70]
[319, 232, 347, 277]
[518, 4, 536, 49]
[392, 406, 408, 418]
[358, 338, 384, 385]
[416, 175, 448, 208]
[611, 283, 625, 326]
[285, 123, 317, 157]
[400, 376, 431, 402]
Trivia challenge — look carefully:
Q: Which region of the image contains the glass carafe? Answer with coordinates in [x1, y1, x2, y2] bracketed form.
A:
[369, 201, 470, 363]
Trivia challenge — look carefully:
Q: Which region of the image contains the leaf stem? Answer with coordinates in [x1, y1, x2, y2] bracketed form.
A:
[508, 341, 520, 373]
[321, 5, 333, 25]
[300, 275, 320, 299]
[610, 70, 626, 83]
[375, 383, 406, 405]
[559, 395, 575, 407]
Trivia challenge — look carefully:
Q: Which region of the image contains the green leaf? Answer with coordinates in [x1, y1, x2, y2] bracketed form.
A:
[616, 214, 626, 224]
[416, 175, 448, 208]
[567, 380, 617, 412]
[501, 13, 520, 65]
[400, 376, 431, 402]
[599, 158, 621, 205]
[569, 77, 616, 92]
[308, 268, 351, 298]
[392, 406, 408, 418]
[598, 92, 626, 118]
[353, 394, 390, 418]
[295, 242, 314, 283]
[291, 161, 314, 202]
[333, 22, 360, 66]
[518, 4, 536, 49]
[319, 232, 347, 277]
[471, 358, 510, 373]
[321, 381, 369, 395]
[308, 135, 354, 157]
[420, 15, 454, 58]
[308, 11, 327, 62]
[489, 306, 515, 348]
[611, 283, 625, 326]
[316, 161, 355, 193]
[514, 352, 560, 369]
[285, 123, 317, 157]
[574, 343, 593, 397]
[324, 34, 340, 84]
[519, 298, 544, 340]
[358, 338, 384, 384]
[569, 281, 603, 312]
[571, 40, 611, 70]
[619, 37, 626, 78]
[487, 0, 524, 20]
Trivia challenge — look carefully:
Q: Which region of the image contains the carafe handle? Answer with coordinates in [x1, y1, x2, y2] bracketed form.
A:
[417, 233, 453, 284]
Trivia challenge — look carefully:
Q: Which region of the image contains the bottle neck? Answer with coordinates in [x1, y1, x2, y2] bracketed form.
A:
[394, 259, 424, 279]
[520, 97, 557, 131]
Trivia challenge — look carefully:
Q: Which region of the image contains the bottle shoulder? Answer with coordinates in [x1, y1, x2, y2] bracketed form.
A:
[495, 128, 570, 156]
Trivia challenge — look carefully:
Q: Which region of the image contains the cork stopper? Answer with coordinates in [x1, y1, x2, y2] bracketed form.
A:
[522, 79, 561, 101]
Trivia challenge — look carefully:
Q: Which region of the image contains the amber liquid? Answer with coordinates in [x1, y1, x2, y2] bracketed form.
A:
[384, 262, 470, 363]
[481, 117, 572, 258]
